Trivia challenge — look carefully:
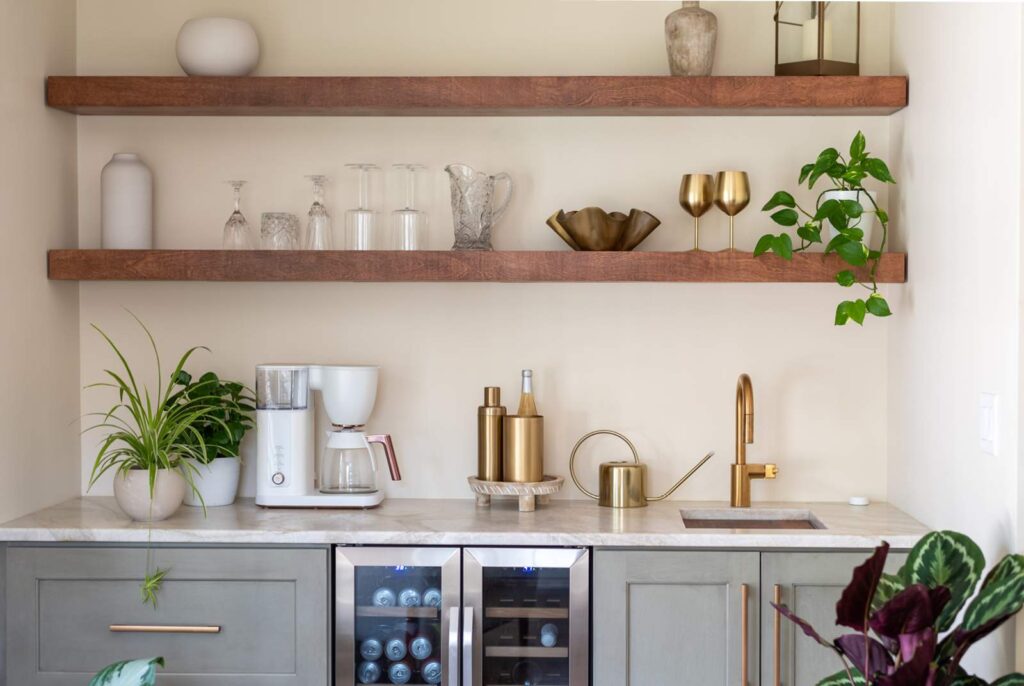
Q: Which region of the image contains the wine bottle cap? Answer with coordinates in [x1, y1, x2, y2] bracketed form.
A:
[484, 386, 501, 406]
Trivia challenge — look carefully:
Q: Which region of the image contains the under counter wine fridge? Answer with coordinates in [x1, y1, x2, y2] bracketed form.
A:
[335, 547, 589, 686]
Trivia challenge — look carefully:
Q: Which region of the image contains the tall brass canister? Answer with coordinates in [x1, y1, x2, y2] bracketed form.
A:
[503, 415, 544, 482]
[477, 387, 505, 481]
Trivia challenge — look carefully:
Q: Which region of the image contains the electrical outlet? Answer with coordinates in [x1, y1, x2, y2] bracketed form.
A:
[979, 393, 998, 456]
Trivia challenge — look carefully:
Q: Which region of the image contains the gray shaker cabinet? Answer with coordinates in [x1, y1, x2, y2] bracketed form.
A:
[5, 545, 330, 686]
[761, 551, 907, 686]
[593, 550, 760, 686]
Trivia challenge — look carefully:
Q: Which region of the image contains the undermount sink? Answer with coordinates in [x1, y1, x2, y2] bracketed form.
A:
[680, 508, 826, 530]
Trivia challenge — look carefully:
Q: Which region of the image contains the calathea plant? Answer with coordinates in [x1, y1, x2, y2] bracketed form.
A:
[756, 131, 895, 326]
[773, 531, 1024, 685]
[90, 657, 164, 686]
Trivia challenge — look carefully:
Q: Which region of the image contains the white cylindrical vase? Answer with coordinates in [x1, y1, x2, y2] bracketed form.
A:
[101, 153, 153, 249]
[183, 457, 241, 508]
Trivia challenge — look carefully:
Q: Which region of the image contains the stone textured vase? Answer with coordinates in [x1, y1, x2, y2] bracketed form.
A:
[113, 469, 185, 522]
[665, 1, 718, 76]
[176, 17, 260, 76]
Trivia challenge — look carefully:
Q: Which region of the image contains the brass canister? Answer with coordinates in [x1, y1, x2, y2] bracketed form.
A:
[477, 387, 505, 482]
[503, 415, 544, 483]
[598, 462, 648, 508]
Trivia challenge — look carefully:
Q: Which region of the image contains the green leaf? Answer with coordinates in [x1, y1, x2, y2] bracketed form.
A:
[814, 199, 841, 222]
[871, 573, 908, 611]
[866, 294, 892, 317]
[876, 209, 889, 223]
[754, 234, 775, 257]
[816, 668, 866, 686]
[840, 228, 864, 242]
[961, 554, 1024, 632]
[901, 530, 986, 631]
[835, 270, 856, 288]
[848, 299, 867, 325]
[835, 240, 869, 266]
[864, 157, 896, 183]
[90, 657, 164, 686]
[850, 131, 866, 160]
[840, 199, 863, 218]
[810, 148, 841, 188]
[835, 302, 850, 326]
[797, 224, 822, 244]
[799, 163, 815, 185]
[828, 207, 850, 231]
[762, 191, 797, 211]
[825, 235, 847, 255]
[771, 209, 799, 227]
[992, 675, 1024, 686]
[774, 233, 794, 259]
[141, 567, 169, 607]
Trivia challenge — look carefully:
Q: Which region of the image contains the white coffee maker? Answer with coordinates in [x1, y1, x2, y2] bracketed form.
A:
[255, 364, 400, 508]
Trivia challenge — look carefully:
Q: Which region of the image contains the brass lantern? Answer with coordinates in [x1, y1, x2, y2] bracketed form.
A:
[774, 2, 860, 76]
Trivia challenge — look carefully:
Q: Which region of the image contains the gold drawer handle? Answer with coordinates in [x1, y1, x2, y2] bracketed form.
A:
[110, 624, 221, 634]
[774, 584, 782, 686]
[740, 583, 749, 686]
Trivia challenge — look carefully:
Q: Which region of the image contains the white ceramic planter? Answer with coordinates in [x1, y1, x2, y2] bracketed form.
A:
[113, 469, 186, 522]
[101, 153, 153, 249]
[184, 457, 241, 508]
[176, 18, 260, 77]
[822, 189, 878, 250]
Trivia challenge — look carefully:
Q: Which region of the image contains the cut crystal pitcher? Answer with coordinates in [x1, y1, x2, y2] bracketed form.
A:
[445, 163, 513, 250]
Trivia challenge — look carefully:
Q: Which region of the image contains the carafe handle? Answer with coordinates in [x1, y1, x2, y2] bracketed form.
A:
[491, 172, 514, 224]
[366, 434, 401, 481]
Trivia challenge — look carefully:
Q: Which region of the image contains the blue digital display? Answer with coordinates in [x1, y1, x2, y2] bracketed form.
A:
[521, 566, 537, 574]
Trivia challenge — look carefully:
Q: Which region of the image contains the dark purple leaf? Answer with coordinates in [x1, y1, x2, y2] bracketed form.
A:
[838, 542, 890, 631]
[877, 629, 937, 686]
[900, 630, 935, 664]
[952, 614, 1013, 652]
[835, 633, 894, 679]
[870, 583, 952, 640]
[771, 602, 832, 647]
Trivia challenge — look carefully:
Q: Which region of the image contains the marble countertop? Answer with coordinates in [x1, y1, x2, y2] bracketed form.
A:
[0, 497, 927, 549]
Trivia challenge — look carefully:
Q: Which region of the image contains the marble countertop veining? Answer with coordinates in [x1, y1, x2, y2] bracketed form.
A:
[0, 497, 927, 549]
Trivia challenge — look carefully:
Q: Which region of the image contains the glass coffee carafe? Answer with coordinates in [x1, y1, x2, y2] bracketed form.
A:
[319, 429, 399, 495]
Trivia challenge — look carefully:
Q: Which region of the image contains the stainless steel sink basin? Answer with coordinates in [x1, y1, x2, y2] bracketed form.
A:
[680, 508, 826, 530]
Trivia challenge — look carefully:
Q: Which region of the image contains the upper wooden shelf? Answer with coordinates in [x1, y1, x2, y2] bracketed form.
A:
[47, 250, 907, 283]
[45, 75, 907, 116]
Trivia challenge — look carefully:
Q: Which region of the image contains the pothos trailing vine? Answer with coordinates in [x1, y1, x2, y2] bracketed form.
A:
[755, 131, 896, 326]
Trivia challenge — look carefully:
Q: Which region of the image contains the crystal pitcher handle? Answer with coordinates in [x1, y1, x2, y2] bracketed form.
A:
[490, 172, 514, 224]
[366, 434, 401, 481]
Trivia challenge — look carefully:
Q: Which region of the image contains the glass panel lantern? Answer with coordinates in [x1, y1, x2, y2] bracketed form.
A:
[775, 2, 860, 75]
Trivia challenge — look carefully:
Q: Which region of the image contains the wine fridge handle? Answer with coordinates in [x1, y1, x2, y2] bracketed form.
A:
[448, 606, 460, 686]
[774, 584, 782, 686]
[462, 606, 474, 685]
[740, 583, 750, 686]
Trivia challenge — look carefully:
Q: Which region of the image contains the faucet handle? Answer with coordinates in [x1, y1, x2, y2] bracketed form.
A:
[765, 464, 778, 479]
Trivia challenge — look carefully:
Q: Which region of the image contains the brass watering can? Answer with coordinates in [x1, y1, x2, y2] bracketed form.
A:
[569, 430, 714, 508]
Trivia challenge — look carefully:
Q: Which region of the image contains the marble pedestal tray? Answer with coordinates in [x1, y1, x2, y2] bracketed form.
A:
[467, 475, 563, 512]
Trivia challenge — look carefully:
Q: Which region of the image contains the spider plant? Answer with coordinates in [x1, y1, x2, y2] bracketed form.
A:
[84, 312, 231, 604]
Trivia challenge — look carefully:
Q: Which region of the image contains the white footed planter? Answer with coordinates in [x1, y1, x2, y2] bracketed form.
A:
[113, 469, 186, 522]
[101, 153, 153, 249]
[822, 189, 878, 250]
[184, 457, 241, 508]
[176, 18, 260, 76]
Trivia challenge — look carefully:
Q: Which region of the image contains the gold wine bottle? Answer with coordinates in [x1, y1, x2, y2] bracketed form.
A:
[517, 369, 538, 417]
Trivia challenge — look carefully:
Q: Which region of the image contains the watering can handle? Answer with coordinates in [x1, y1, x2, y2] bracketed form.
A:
[569, 430, 640, 500]
[491, 173, 514, 224]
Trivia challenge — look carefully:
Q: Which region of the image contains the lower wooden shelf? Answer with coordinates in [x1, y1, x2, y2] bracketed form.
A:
[47, 249, 907, 283]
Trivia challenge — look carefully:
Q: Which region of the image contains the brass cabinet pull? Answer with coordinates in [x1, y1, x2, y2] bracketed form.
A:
[109, 624, 221, 634]
[740, 583, 749, 686]
[774, 584, 782, 686]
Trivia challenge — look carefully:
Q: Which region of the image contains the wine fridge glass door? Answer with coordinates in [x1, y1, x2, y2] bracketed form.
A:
[464, 548, 590, 686]
[336, 547, 461, 686]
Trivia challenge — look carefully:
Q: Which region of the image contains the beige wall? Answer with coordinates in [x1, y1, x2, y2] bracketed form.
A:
[888, 3, 1021, 678]
[0, 0, 80, 522]
[76, 0, 894, 503]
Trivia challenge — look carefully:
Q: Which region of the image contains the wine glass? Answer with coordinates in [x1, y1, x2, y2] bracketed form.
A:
[679, 173, 714, 251]
[305, 175, 332, 250]
[714, 171, 750, 251]
[391, 164, 428, 250]
[222, 180, 254, 249]
[345, 163, 380, 250]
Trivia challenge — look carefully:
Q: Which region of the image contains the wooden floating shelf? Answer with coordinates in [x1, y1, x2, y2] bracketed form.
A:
[47, 249, 908, 284]
[485, 607, 570, 619]
[485, 646, 569, 659]
[45, 75, 907, 116]
[354, 606, 439, 619]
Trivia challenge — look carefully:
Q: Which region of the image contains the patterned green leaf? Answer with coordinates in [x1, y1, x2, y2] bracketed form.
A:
[992, 674, 1024, 686]
[817, 668, 866, 686]
[949, 675, 990, 686]
[872, 572, 908, 611]
[902, 531, 986, 631]
[90, 657, 164, 686]
[961, 555, 1024, 631]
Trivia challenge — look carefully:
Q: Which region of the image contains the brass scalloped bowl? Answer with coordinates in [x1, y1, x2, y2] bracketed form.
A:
[547, 207, 661, 251]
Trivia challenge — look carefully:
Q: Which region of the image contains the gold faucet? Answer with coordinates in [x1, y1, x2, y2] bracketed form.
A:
[731, 373, 777, 507]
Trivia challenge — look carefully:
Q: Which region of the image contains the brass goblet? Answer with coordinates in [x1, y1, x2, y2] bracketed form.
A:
[714, 171, 750, 251]
[679, 174, 714, 251]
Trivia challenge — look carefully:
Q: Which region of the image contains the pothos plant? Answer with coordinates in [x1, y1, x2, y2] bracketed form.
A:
[170, 370, 254, 464]
[756, 131, 896, 326]
[773, 531, 1024, 685]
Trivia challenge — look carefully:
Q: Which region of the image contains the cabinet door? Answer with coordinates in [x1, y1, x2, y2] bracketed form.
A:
[6, 545, 330, 686]
[761, 551, 907, 686]
[594, 550, 759, 686]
